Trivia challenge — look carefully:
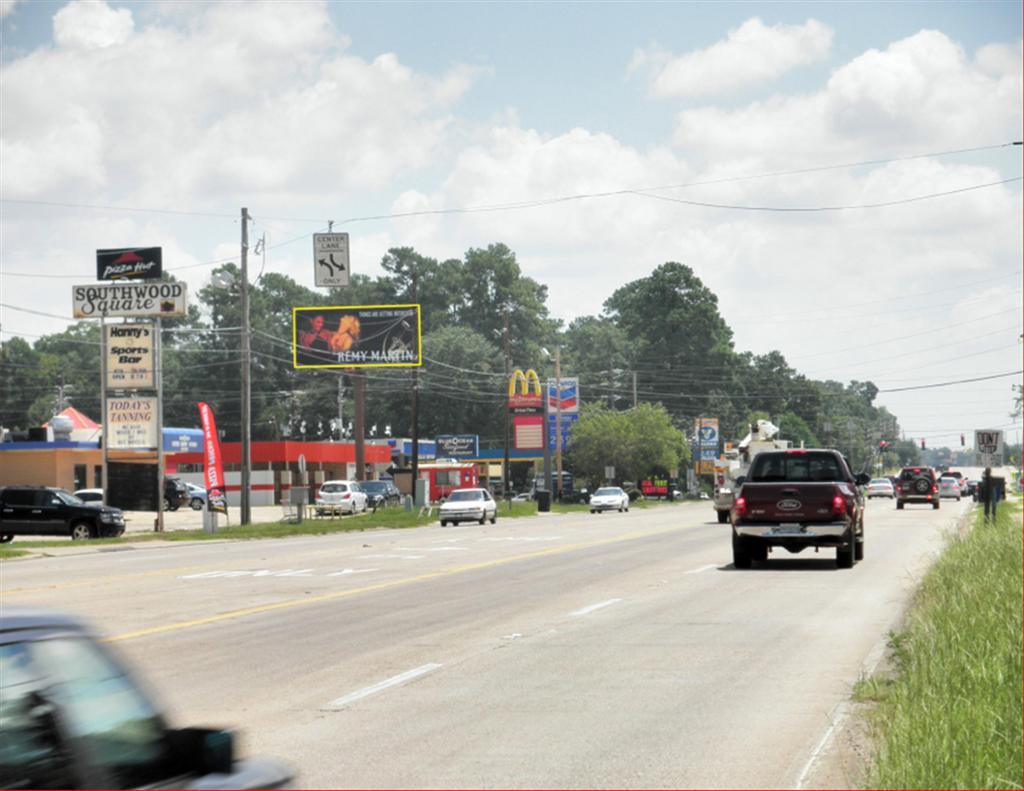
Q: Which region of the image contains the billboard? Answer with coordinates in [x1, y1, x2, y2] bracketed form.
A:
[73, 282, 187, 318]
[107, 396, 158, 449]
[106, 323, 155, 389]
[975, 429, 1004, 467]
[96, 247, 162, 281]
[292, 304, 422, 368]
[436, 434, 480, 458]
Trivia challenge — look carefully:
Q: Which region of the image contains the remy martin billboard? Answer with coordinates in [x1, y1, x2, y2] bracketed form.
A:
[292, 304, 422, 368]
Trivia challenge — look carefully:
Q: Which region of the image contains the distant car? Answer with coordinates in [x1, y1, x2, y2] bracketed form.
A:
[967, 479, 981, 500]
[0, 608, 293, 789]
[439, 488, 497, 526]
[72, 488, 104, 506]
[937, 477, 961, 500]
[511, 492, 532, 502]
[896, 466, 939, 510]
[866, 478, 895, 499]
[359, 480, 402, 507]
[184, 482, 207, 511]
[589, 486, 630, 514]
[163, 477, 189, 511]
[315, 480, 368, 515]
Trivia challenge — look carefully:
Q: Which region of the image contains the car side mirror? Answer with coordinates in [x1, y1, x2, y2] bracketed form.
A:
[855, 473, 871, 486]
[735, 476, 746, 487]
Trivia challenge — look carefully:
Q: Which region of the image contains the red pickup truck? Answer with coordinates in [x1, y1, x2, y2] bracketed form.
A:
[730, 449, 870, 569]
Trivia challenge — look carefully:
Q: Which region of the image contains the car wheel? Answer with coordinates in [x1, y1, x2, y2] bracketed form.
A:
[732, 534, 753, 569]
[896, 501, 904, 510]
[590, 509, 595, 514]
[70, 522, 94, 541]
[362, 500, 368, 513]
[0, 534, 13, 544]
[478, 515, 486, 525]
[855, 537, 865, 561]
[440, 520, 447, 527]
[836, 536, 855, 569]
[190, 498, 204, 511]
[490, 514, 497, 524]
[717, 511, 729, 524]
[933, 501, 940, 510]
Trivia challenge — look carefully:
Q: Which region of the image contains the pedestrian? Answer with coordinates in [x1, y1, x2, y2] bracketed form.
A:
[979, 467, 997, 522]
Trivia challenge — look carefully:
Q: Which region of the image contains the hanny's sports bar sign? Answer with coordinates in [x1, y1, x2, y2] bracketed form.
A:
[106, 324, 155, 389]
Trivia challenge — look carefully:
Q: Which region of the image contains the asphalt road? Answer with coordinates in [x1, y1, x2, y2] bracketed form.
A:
[1, 496, 973, 789]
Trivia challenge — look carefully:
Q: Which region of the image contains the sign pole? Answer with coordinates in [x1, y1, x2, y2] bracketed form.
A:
[155, 317, 164, 532]
[100, 316, 108, 506]
[555, 347, 563, 501]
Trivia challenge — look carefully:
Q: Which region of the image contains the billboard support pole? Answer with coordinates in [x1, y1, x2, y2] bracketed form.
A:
[411, 271, 419, 492]
[240, 207, 252, 525]
[555, 347, 563, 501]
[354, 371, 366, 480]
[100, 316, 108, 506]
[155, 316, 164, 532]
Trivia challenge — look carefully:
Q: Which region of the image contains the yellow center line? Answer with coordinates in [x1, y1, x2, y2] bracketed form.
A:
[103, 525, 678, 643]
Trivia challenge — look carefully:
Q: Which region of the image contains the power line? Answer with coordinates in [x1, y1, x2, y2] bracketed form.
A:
[878, 370, 1023, 393]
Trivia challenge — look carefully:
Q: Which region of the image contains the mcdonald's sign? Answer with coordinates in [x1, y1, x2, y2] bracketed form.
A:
[508, 368, 543, 410]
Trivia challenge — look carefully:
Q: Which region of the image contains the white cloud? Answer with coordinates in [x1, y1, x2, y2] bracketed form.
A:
[0, 0, 23, 20]
[53, 0, 134, 48]
[632, 18, 833, 98]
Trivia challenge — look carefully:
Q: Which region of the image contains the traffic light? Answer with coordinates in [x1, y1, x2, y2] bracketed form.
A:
[921, 438, 926, 450]
[960, 433, 965, 446]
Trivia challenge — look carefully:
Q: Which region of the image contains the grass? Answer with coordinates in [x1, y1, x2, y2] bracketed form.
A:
[857, 501, 1022, 789]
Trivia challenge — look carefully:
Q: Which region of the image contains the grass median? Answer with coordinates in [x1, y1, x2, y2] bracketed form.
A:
[854, 501, 1022, 789]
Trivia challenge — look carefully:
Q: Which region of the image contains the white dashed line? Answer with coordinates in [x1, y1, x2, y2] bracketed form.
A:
[569, 598, 622, 617]
[685, 564, 718, 574]
[323, 664, 443, 709]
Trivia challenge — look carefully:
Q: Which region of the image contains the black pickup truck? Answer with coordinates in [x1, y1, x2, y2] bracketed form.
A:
[730, 449, 870, 569]
[0, 486, 125, 542]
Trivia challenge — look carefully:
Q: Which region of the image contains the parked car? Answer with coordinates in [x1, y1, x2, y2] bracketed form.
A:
[0, 608, 293, 789]
[163, 477, 189, 512]
[866, 478, 895, 499]
[589, 486, 630, 514]
[315, 480, 368, 515]
[72, 488, 104, 506]
[511, 492, 533, 502]
[896, 466, 939, 510]
[359, 480, 402, 507]
[184, 482, 207, 511]
[439, 488, 497, 526]
[0, 486, 124, 542]
[937, 477, 961, 500]
[967, 479, 982, 500]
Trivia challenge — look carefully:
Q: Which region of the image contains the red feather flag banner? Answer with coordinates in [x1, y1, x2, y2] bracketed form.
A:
[198, 402, 228, 514]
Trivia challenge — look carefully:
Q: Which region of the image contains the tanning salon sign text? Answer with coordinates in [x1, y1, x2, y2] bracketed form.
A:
[106, 324, 154, 389]
[73, 282, 188, 318]
[107, 397, 158, 449]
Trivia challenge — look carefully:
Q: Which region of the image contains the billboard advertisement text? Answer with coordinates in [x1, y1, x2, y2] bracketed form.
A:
[293, 304, 422, 368]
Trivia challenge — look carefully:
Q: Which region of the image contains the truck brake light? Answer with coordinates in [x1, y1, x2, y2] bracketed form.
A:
[733, 497, 747, 519]
[832, 494, 847, 516]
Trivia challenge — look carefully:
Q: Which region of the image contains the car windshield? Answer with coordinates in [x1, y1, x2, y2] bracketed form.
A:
[321, 483, 347, 493]
[53, 490, 82, 506]
[869, 479, 890, 485]
[749, 452, 842, 483]
[900, 469, 932, 481]
[360, 482, 386, 493]
[447, 490, 483, 502]
[594, 488, 621, 496]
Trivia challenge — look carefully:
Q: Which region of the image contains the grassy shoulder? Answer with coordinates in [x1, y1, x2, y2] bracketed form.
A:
[854, 501, 1022, 789]
[0, 496, 687, 560]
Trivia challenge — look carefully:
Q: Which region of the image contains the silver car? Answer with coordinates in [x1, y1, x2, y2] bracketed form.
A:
[315, 480, 369, 515]
[866, 478, 895, 499]
[937, 477, 961, 500]
[589, 486, 630, 513]
[439, 488, 497, 526]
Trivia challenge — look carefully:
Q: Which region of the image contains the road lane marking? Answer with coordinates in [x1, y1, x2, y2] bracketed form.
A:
[101, 525, 680, 644]
[570, 598, 622, 617]
[1, 564, 210, 597]
[323, 664, 442, 709]
[685, 564, 718, 574]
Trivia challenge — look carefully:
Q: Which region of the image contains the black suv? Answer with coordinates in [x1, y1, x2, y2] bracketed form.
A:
[163, 477, 189, 511]
[359, 480, 402, 507]
[896, 466, 940, 510]
[0, 486, 125, 541]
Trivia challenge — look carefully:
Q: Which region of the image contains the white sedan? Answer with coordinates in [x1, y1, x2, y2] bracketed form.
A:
[866, 478, 895, 499]
[589, 486, 630, 513]
[439, 488, 497, 526]
[315, 480, 368, 515]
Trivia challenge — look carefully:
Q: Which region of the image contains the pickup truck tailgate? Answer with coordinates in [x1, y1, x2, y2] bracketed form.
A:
[738, 482, 844, 522]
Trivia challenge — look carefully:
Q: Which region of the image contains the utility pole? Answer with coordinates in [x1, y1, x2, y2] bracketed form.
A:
[336, 374, 345, 440]
[554, 346, 563, 501]
[632, 370, 637, 408]
[354, 372, 366, 480]
[240, 207, 252, 525]
[410, 270, 420, 501]
[502, 308, 511, 499]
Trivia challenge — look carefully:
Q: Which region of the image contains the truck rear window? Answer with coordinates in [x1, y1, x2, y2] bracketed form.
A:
[748, 452, 843, 482]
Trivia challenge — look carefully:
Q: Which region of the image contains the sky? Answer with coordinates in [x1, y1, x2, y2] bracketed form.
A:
[1, 0, 1021, 450]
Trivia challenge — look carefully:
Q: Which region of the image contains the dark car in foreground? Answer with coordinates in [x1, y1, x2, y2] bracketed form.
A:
[731, 449, 869, 569]
[0, 486, 124, 542]
[0, 608, 293, 790]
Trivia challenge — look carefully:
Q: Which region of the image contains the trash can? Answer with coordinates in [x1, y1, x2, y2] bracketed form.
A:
[536, 490, 551, 512]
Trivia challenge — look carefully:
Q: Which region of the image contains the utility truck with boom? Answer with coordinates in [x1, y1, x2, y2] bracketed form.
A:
[713, 420, 790, 523]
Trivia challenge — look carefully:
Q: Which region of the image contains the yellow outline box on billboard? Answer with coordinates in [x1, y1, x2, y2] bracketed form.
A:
[292, 304, 422, 369]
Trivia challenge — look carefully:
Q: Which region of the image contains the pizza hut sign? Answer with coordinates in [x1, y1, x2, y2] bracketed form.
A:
[73, 282, 188, 318]
[96, 247, 162, 281]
